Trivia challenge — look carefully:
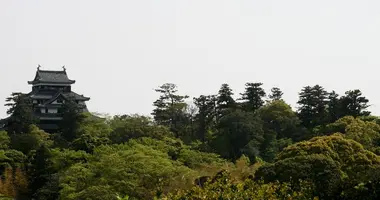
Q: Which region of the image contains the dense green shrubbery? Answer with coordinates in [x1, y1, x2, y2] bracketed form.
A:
[161, 170, 317, 200]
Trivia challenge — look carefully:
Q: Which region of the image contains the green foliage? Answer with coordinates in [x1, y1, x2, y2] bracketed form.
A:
[10, 125, 51, 155]
[212, 109, 264, 161]
[340, 89, 370, 117]
[255, 133, 380, 198]
[0, 132, 10, 150]
[151, 83, 189, 136]
[256, 100, 302, 161]
[321, 116, 380, 153]
[297, 85, 329, 129]
[268, 87, 284, 101]
[3, 150, 26, 169]
[109, 114, 173, 144]
[4, 92, 38, 134]
[28, 145, 58, 199]
[59, 139, 196, 200]
[0, 150, 26, 171]
[58, 136, 231, 200]
[239, 82, 266, 112]
[71, 113, 111, 152]
[161, 170, 316, 200]
[58, 99, 86, 142]
[193, 95, 217, 142]
[327, 90, 340, 122]
[216, 83, 236, 120]
[258, 100, 302, 139]
[177, 149, 225, 168]
[50, 149, 89, 171]
[0, 81, 379, 199]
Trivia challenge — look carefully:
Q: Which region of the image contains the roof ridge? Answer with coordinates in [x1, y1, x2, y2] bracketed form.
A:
[38, 70, 66, 73]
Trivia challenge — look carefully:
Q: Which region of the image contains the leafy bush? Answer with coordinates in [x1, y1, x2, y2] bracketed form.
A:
[160, 170, 317, 200]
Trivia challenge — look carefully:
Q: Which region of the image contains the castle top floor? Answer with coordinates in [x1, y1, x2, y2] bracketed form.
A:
[28, 65, 76, 86]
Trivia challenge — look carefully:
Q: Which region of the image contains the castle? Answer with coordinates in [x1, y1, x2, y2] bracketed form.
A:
[1, 66, 90, 133]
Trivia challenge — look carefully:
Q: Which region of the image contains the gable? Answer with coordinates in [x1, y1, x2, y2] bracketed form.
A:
[44, 93, 66, 105]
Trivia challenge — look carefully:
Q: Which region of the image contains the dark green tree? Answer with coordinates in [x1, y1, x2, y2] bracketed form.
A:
[257, 100, 301, 161]
[212, 109, 264, 161]
[268, 87, 283, 101]
[10, 125, 51, 155]
[327, 91, 340, 123]
[151, 83, 189, 136]
[311, 85, 329, 126]
[239, 82, 266, 112]
[70, 113, 111, 153]
[297, 86, 313, 128]
[109, 114, 173, 144]
[58, 99, 86, 143]
[193, 95, 217, 142]
[339, 89, 370, 117]
[297, 85, 328, 129]
[28, 145, 59, 200]
[216, 83, 236, 121]
[4, 92, 37, 134]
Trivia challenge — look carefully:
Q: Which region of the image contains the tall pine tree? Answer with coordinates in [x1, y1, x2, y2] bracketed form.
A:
[193, 95, 217, 142]
[339, 89, 370, 117]
[216, 83, 236, 121]
[152, 83, 189, 136]
[268, 87, 283, 101]
[4, 92, 37, 134]
[327, 91, 340, 123]
[297, 85, 328, 129]
[239, 82, 266, 112]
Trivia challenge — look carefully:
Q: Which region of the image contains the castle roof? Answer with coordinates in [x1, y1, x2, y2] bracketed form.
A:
[28, 90, 90, 102]
[28, 66, 75, 85]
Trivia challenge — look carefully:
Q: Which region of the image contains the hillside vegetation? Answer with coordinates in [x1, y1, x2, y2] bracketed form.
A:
[1, 83, 380, 199]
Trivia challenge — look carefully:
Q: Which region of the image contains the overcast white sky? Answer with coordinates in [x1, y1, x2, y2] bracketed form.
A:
[1, 0, 380, 118]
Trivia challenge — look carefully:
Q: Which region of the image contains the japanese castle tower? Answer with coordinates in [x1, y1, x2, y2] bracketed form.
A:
[27, 66, 90, 132]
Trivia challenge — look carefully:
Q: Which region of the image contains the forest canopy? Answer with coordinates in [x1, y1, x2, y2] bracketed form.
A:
[0, 82, 379, 200]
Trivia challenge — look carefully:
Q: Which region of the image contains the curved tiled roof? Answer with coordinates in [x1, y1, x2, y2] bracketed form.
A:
[28, 68, 75, 84]
[41, 91, 90, 105]
[62, 92, 90, 101]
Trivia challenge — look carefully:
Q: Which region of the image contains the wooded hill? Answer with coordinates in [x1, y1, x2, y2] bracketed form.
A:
[0, 82, 379, 200]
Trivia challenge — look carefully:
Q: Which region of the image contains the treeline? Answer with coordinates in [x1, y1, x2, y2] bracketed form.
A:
[151, 83, 370, 161]
[0, 82, 378, 200]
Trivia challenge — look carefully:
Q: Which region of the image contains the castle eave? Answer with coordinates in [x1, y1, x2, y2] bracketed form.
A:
[39, 116, 63, 120]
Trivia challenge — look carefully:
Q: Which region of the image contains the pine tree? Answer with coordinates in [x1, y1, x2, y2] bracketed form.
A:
[193, 95, 217, 141]
[239, 82, 266, 112]
[28, 145, 57, 199]
[327, 91, 340, 122]
[4, 93, 37, 134]
[216, 84, 236, 121]
[297, 85, 328, 128]
[339, 89, 370, 117]
[268, 87, 283, 101]
[297, 86, 314, 128]
[58, 98, 85, 142]
[151, 83, 189, 136]
[312, 85, 329, 126]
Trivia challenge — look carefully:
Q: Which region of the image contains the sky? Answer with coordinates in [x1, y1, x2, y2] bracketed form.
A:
[1, 0, 380, 118]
